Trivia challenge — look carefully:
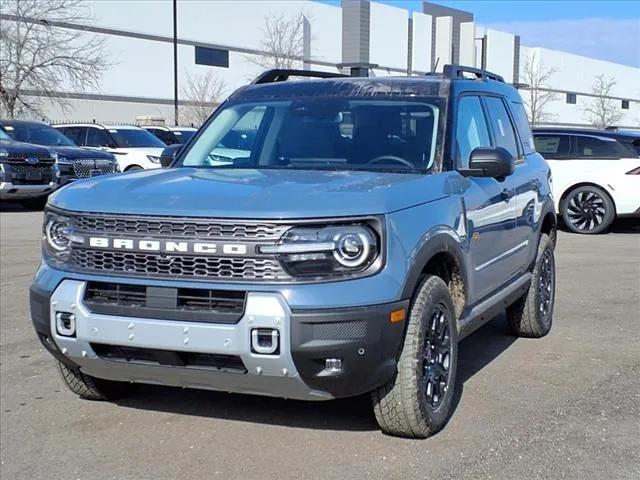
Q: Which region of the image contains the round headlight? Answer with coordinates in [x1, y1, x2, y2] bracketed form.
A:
[45, 216, 72, 251]
[333, 231, 371, 267]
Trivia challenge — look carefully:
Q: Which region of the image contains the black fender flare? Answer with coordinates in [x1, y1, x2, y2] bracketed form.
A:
[400, 232, 470, 303]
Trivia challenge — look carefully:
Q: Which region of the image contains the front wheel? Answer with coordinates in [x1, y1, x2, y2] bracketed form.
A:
[372, 275, 458, 438]
[561, 185, 615, 234]
[57, 361, 134, 401]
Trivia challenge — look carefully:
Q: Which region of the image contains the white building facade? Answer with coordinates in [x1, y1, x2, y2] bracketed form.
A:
[3, 0, 639, 127]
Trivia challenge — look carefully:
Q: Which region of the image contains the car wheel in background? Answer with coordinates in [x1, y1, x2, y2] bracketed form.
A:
[124, 165, 143, 171]
[560, 185, 615, 234]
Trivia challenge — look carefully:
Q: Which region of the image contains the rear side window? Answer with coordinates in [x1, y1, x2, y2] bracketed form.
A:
[575, 136, 628, 158]
[455, 96, 491, 167]
[483, 97, 519, 158]
[86, 128, 112, 147]
[59, 127, 86, 145]
[509, 102, 535, 154]
[150, 129, 175, 145]
[533, 135, 571, 159]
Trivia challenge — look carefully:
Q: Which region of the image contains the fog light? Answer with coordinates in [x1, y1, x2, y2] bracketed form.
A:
[56, 312, 76, 337]
[325, 358, 342, 372]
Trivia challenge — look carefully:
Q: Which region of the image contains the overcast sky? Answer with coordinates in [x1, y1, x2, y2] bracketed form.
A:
[318, 1, 640, 67]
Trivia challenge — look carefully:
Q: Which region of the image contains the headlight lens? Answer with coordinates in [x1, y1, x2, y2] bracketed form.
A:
[260, 224, 380, 278]
[43, 211, 77, 261]
[147, 155, 160, 164]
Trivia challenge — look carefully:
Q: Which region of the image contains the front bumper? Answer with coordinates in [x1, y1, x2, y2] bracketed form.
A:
[0, 181, 56, 200]
[31, 279, 408, 400]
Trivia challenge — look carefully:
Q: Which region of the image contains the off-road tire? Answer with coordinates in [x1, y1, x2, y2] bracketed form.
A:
[57, 361, 133, 401]
[506, 233, 555, 338]
[560, 185, 615, 234]
[372, 275, 458, 438]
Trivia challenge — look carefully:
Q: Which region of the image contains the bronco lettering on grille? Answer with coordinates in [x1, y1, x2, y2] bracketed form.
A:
[87, 237, 249, 256]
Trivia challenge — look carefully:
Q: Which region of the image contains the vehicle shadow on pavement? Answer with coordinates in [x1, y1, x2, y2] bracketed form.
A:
[0, 201, 44, 212]
[115, 315, 518, 434]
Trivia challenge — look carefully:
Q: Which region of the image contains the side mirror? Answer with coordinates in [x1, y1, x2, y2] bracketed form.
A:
[160, 144, 182, 167]
[459, 147, 515, 179]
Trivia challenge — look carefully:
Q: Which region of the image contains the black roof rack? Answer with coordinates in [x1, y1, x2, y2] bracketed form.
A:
[251, 69, 348, 85]
[442, 64, 505, 83]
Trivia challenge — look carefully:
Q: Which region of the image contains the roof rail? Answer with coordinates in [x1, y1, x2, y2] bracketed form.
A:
[251, 69, 348, 85]
[442, 64, 505, 83]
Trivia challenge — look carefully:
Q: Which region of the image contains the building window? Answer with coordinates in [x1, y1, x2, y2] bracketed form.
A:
[622, 100, 629, 110]
[195, 46, 229, 68]
[566, 93, 577, 104]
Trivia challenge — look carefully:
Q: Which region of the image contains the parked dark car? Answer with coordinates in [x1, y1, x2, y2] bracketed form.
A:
[0, 129, 57, 208]
[0, 120, 119, 185]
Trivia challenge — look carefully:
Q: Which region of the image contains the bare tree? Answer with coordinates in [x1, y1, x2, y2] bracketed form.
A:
[180, 70, 227, 126]
[521, 52, 558, 127]
[0, 0, 110, 118]
[583, 75, 624, 128]
[248, 11, 306, 70]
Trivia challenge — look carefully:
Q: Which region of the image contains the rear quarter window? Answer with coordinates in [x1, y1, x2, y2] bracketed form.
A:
[510, 101, 535, 155]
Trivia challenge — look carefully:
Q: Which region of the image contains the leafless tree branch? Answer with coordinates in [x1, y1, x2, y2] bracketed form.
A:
[248, 11, 306, 71]
[583, 75, 624, 128]
[0, 0, 110, 118]
[521, 52, 558, 127]
[180, 70, 227, 126]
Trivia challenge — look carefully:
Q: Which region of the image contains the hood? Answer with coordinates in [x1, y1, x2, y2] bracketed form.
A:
[0, 139, 52, 155]
[49, 145, 115, 160]
[49, 168, 449, 218]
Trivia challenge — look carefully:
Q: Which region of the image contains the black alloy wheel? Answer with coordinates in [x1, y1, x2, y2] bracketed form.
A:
[562, 186, 615, 234]
[422, 304, 452, 408]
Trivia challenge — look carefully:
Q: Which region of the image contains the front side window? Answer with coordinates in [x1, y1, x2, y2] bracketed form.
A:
[180, 98, 443, 172]
[484, 96, 519, 158]
[533, 135, 571, 159]
[59, 127, 86, 145]
[108, 128, 166, 148]
[149, 129, 175, 145]
[455, 96, 491, 167]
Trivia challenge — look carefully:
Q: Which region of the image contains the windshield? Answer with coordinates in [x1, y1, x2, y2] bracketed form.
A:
[179, 98, 443, 172]
[110, 128, 166, 148]
[173, 129, 196, 142]
[3, 123, 75, 146]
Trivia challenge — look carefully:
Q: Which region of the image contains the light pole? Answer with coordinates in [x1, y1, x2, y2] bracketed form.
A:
[173, 0, 178, 126]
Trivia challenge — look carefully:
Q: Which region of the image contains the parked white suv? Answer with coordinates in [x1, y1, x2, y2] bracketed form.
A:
[53, 124, 166, 171]
[533, 128, 640, 234]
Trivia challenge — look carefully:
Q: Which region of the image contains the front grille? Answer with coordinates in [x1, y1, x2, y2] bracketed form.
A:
[91, 344, 247, 373]
[83, 281, 246, 322]
[71, 249, 290, 281]
[73, 159, 116, 178]
[5, 161, 54, 184]
[72, 214, 288, 239]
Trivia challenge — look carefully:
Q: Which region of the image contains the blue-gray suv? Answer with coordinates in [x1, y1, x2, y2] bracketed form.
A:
[30, 65, 557, 438]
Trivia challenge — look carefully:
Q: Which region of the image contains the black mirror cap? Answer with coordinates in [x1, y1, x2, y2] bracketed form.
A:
[459, 147, 515, 179]
[160, 144, 182, 167]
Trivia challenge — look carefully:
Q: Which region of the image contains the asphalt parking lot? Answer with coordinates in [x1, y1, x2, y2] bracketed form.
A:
[1, 205, 638, 480]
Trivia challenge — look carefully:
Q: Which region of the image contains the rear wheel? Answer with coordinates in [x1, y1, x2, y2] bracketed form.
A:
[372, 275, 458, 438]
[57, 361, 133, 401]
[561, 185, 615, 234]
[506, 233, 555, 338]
[125, 165, 143, 171]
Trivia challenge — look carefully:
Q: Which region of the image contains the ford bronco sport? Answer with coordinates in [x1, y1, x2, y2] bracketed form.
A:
[30, 65, 557, 438]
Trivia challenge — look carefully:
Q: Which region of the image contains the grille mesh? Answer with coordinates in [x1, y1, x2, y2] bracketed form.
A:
[6, 153, 54, 161]
[73, 215, 288, 239]
[73, 159, 116, 178]
[70, 249, 290, 281]
[8, 163, 54, 175]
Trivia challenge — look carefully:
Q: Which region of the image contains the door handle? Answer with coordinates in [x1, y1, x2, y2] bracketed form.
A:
[501, 188, 515, 201]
